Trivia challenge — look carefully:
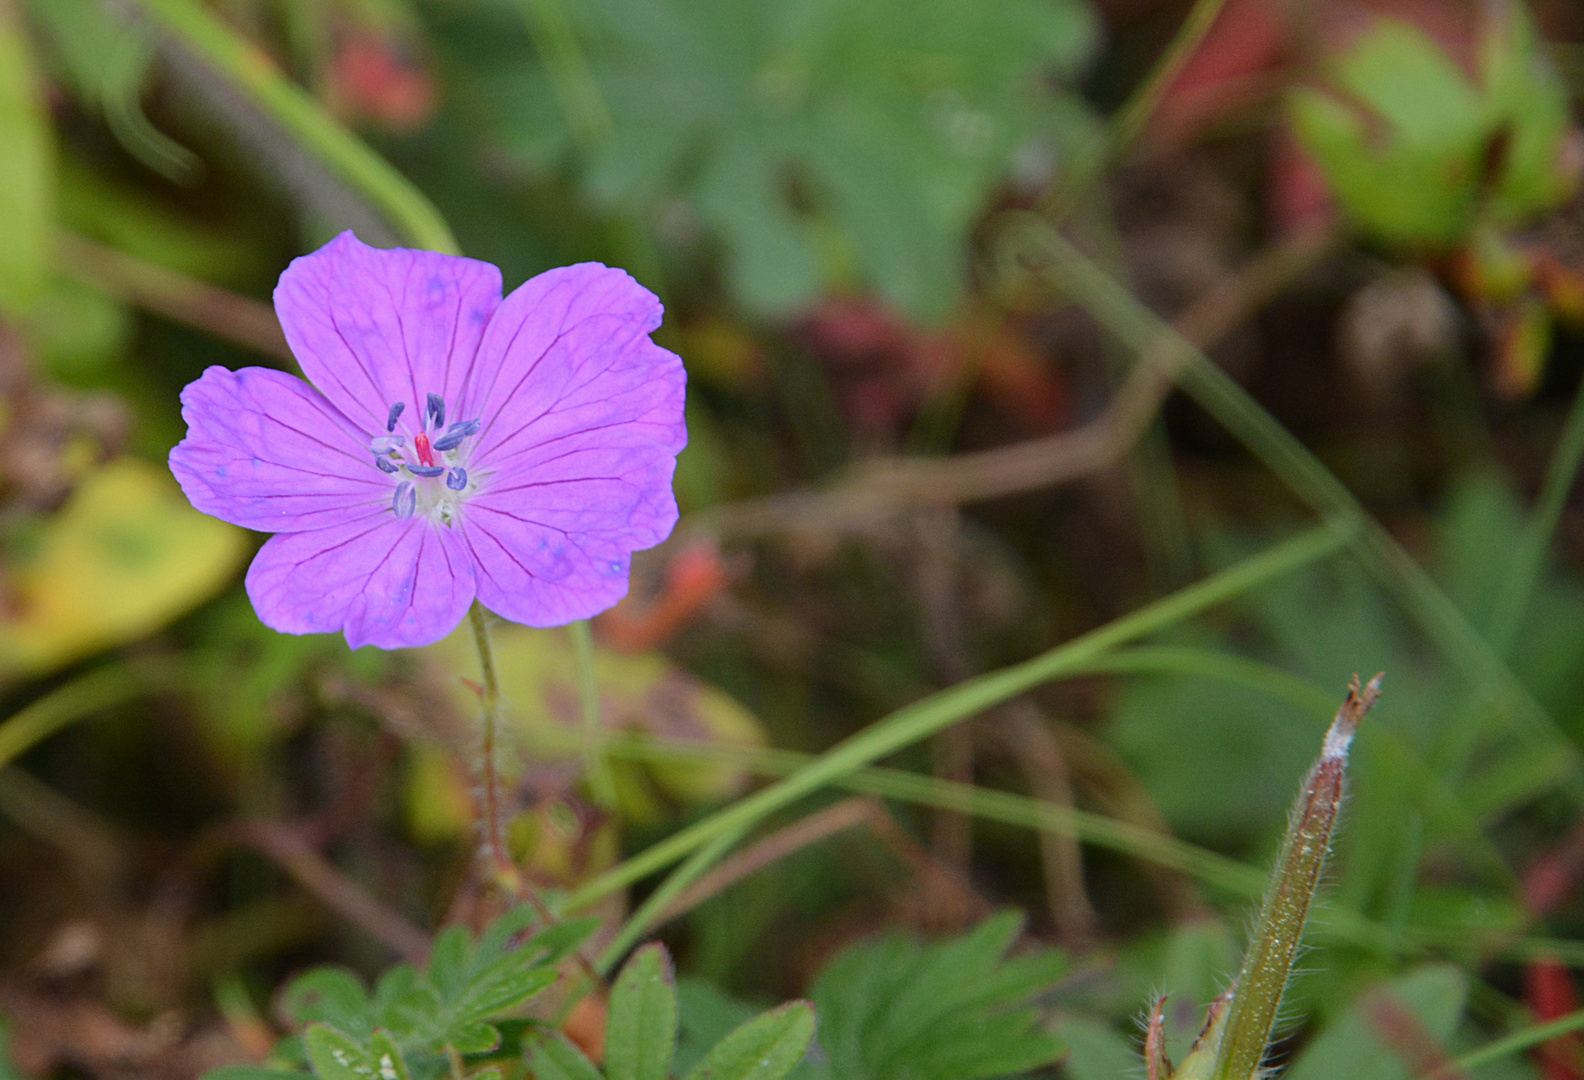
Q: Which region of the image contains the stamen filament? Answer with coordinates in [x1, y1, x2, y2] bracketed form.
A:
[392, 480, 416, 518]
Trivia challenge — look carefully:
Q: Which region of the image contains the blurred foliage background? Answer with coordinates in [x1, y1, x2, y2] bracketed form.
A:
[8, 0, 1584, 1077]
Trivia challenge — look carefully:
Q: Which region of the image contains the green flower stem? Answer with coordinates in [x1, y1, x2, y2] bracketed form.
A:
[596, 821, 748, 975]
[1488, 373, 1584, 655]
[563, 520, 1354, 913]
[1211, 676, 1382, 1080]
[1018, 225, 1584, 804]
[569, 620, 619, 809]
[1437, 1005, 1584, 1078]
[468, 603, 518, 894]
[135, 0, 458, 254]
[518, 0, 611, 151]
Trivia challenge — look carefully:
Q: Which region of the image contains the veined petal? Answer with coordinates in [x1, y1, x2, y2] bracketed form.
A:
[170, 365, 387, 532]
[458, 506, 639, 627]
[470, 427, 680, 550]
[462, 264, 687, 471]
[274, 231, 503, 433]
[246, 514, 476, 649]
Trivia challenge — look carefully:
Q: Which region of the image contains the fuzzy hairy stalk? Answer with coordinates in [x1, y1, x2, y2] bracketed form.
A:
[1208, 674, 1383, 1080]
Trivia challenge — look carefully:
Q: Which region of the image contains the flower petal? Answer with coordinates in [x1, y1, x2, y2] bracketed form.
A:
[454, 263, 686, 626]
[274, 231, 503, 433]
[457, 507, 638, 627]
[245, 514, 476, 649]
[170, 365, 388, 532]
[462, 263, 687, 471]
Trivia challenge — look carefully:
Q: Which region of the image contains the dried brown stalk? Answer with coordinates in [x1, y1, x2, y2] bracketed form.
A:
[703, 228, 1332, 539]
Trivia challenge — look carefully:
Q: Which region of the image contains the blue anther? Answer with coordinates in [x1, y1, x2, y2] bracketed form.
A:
[392, 481, 416, 519]
[446, 419, 482, 437]
[408, 464, 446, 478]
[374, 456, 399, 474]
[446, 467, 468, 491]
[426, 393, 446, 430]
[370, 435, 404, 454]
[386, 401, 405, 432]
[432, 430, 466, 452]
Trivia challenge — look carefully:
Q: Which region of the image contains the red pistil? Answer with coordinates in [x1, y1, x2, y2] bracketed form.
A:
[414, 430, 437, 467]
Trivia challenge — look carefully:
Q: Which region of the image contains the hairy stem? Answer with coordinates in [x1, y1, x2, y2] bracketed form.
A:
[469, 604, 518, 895]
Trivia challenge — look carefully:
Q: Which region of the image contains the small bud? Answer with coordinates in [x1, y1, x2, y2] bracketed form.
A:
[1206, 674, 1383, 1080]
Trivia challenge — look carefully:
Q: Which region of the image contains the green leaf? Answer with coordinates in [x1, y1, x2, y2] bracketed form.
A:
[521, 918, 603, 966]
[524, 1031, 604, 1080]
[805, 913, 1066, 1080]
[681, 1002, 815, 1080]
[1047, 1016, 1138, 1080]
[368, 1033, 412, 1080]
[284, 971, 377, 1040]
[305, 1025, 382, 1080]
[1281, 965, 1468, 1080]
[0, 0, 53, 319]
[202, 1069, 308, 1080]
[1289, 11, 1579, 248]
[606, 943, 679, 1080]
[450, 956, 560, 1026]
[463, 0, 1099, 320]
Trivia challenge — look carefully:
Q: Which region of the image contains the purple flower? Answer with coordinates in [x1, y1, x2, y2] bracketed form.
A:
[169, 232, 686, 649]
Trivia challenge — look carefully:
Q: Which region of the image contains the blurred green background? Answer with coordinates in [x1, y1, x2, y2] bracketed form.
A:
[7, 0, 1584, 1077]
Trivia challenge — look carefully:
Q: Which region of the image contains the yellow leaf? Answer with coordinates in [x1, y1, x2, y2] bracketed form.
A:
[0, 457, 247, 679]
[426, 621, 766, 824]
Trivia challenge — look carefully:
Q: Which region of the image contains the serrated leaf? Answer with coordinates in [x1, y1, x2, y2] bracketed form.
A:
[368, 1033, 411, 1080]
[681, 1001, 814, 1080]
[446, 1022, 500, 1056]
[474, 905, 540, 962]
[525, 1031, 604, 1080]
[450, 956, 560, 1024]
[606, 943, 678, 1080]
[521, 918, 602, 966]
[428, 925, 474, 1001]
[465, 0, 1098, 320]
[305, 1025, 381, 1080]
[805, 914, 1066, 1080]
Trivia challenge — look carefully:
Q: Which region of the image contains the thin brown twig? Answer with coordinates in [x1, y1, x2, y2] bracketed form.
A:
[913, 511, 975, 876]
[55, 232, 295, 365]
[703, 227, 1333, 539]
[232, 820, 431, 964]
[994, 702, 1097, 951]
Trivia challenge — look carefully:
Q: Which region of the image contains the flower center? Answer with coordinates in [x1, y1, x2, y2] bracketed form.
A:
[369, 394, 482, 525]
